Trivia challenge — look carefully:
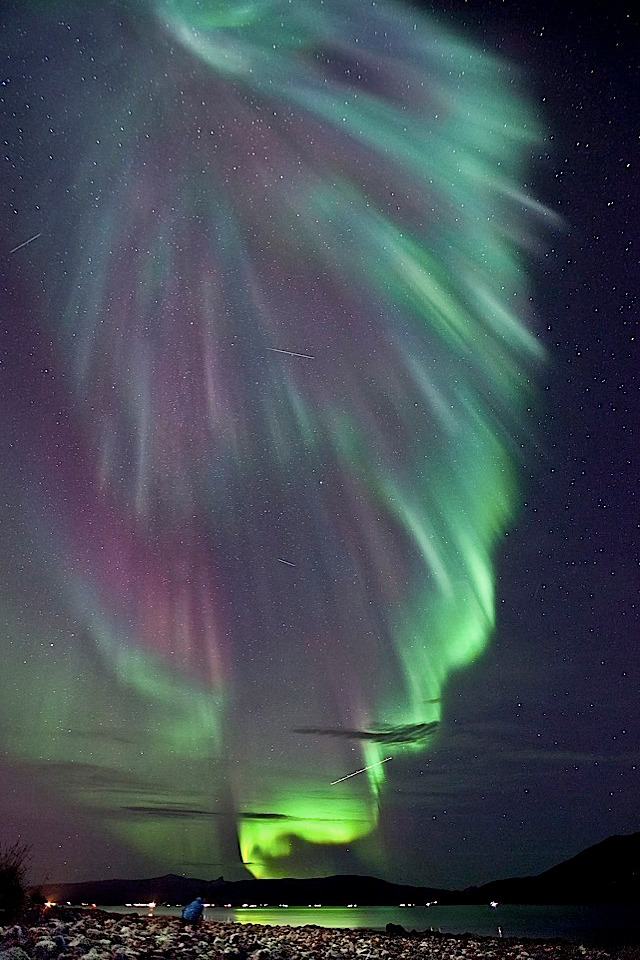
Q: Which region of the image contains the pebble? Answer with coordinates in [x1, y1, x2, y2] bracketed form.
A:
[0, 910, 628, 960]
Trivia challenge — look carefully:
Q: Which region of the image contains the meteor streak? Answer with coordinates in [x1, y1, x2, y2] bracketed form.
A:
[330, 756, 392, 785]
[9, 232, 41, 254]
[266, 347, 315, 360]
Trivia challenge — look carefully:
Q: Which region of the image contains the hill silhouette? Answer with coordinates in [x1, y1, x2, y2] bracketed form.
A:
[42, 832, 639, 906]
[469, 832, 640, 904]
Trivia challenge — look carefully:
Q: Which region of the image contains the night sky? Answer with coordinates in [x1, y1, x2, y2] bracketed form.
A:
[1, 0, 637, 890]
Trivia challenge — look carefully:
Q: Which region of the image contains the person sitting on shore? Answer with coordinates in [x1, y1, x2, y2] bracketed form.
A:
[181, 896, 205, 926]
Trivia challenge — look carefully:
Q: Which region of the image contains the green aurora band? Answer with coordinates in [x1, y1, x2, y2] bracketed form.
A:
[0, 0, 549, 880]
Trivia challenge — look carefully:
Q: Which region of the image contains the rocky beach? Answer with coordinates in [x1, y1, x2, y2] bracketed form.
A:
[1, 910, 637, 960]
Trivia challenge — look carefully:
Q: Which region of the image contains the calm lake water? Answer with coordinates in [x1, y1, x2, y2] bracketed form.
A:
[99, 904, 640, 944]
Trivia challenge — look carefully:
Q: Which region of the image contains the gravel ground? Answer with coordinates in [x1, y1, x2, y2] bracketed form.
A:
[1, 909, 638, 960]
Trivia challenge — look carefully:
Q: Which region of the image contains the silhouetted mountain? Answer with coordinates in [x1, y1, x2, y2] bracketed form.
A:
[469, 832, 640, 904]
[42, 873, 451, 907]
[42, 832, 639, 906]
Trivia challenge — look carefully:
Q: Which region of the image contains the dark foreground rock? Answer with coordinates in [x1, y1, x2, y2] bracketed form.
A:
[1, 909, 637, 960]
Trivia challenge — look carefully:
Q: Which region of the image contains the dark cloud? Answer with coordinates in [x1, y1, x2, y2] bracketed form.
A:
[123, 805, 222, 818]
[294, 721, 439, 744]
[241, 812, 295, 821]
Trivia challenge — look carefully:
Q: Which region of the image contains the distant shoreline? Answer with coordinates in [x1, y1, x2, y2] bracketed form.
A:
[28, 903, 640, 948]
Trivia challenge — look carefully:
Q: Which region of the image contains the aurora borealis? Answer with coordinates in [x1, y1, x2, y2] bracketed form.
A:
[1, 0, 638, 888]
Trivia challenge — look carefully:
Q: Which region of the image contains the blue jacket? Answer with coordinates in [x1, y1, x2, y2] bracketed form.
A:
[182, 897, 204, 921]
